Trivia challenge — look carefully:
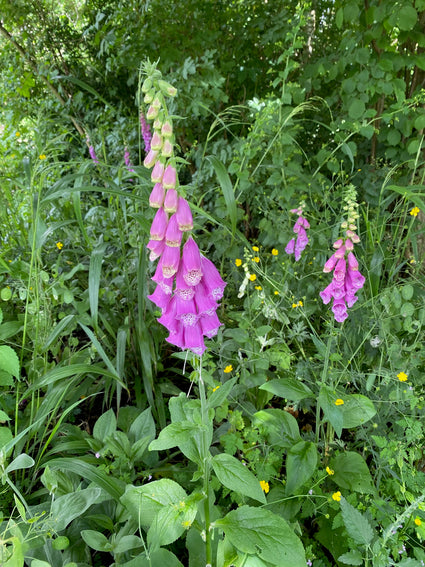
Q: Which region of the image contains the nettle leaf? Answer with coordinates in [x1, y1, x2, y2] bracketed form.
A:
[331, 452, 375, 494]
[260, 378, 313, 402]
[0, 345, 19, 378]
[215, 506, 306, 567]
[212, 453, 266, 504]
[93, 408, 117, 442]
[340, 497, 374, 546]
[286, 441, 317, 495]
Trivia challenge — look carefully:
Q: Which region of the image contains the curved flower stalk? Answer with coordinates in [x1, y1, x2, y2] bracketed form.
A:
[320, 185, 365, 323]
[285, 203, 310, 261]
[142, 62, 226, 355]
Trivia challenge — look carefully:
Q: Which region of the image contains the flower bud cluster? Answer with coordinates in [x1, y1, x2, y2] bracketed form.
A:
[320, 186, 365, 323]
[142, 67, 226, 355]
[285, 204, 310, 261]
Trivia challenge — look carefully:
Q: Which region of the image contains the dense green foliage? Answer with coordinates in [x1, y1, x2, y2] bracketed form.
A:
[1, 0, 425, 565]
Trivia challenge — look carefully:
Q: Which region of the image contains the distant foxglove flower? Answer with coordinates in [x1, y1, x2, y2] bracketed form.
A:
[285, 206, 310, 261]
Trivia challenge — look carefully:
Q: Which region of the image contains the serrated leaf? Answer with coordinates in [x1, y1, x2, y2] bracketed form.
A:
[212, 453, 266, 504]
[0, 345, 19, 378]
[338, 549, 363, 565]
[340, 497, 374, 545]
[215, 506, 306, 566]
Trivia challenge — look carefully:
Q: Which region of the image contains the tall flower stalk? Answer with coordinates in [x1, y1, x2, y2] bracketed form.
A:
[285, 202, 310, 261]
[141, 62, 226, 355]
[320, 185, 365, 322]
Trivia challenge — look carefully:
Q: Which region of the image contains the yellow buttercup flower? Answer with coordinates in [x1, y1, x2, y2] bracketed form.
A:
[332, 491, 341, 502]
[335, 399, 344, 406]
[249, 274, 257, 281]
[271, 248, 279, 256]
[415, 517, 422, 526]
[56, 242, 64, 250]
[410, 206, 420, 217]
[274, 290, 279, 295]
[326, 466, 335, 476]
[298, 300, 303, 307]
[39, 154, 47, 160]
[292, 303, 298, 308]
[224, 365, 233, 373]
[15, 132, 20, 137]
[397, 372, 408, 382]
[235, 258, 242, 267]
[260, 480, 270, 494]
[212, 385, 220, 393]
[252, 246, 259, 252]
[255, 285, 262, 291]
[253, 256, 260, 263]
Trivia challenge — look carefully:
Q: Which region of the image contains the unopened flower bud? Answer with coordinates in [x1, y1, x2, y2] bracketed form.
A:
[161, 121, 173, 137]
[144, 90, 154, 104]
[152, 97, 162, 109]
[162, 139, 173, 157]
[150, 132, 163, 151]
[142, 78, 153, 93]
[163, 164, 177, 189]
[147, 105, 159, 120]
[158, 80, 177, 97]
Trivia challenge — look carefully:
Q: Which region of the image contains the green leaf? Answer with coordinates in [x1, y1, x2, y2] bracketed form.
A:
[253, 409, 300, 449]
[215, 506, 306, 566]
[126, 548, 184, 567]
[286, 441, 317, 494]
[331, 452, 375, 494]
[348, 99, 365, 120]
[93, 408, 117, 442]
[81, 530, 111, 552]
[396, 4, 418, 30]
[147, 496, 199, 551]
[113, 535, 143, 554]
[338, 549, 364, 565]
[260, 378, 313, 402]
[41, 314, 76, 352]
[149, 421, 200, 451]
[207, 155, 237, 236]
[341, 394, 376, 429]
[0, 427, 13, 448]
[318, 386, 344, 437]
[212, 453, 266, 504]
[401, 284, 414, 301]
[208, 376, 237, 409]
[51, 487, 102, 531]
[340, 497, 374, 545]
[5, 453, 34, 474]
[0, 410, 10, 423]
[335, 7, 343, 29]
[129, 407, 156, 444]
[120, 479, 187, 527]
[0, 345, 19, 378]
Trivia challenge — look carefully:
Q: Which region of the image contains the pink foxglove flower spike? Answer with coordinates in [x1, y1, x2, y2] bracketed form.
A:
[285, 203, 310, 261]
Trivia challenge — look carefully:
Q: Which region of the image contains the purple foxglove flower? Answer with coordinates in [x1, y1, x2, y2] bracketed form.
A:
[162, 164, 177, 190]
[175, 269, 195, 300]
[162, 139, 173, 157]
[194, 281, 219, 315]
[149, 183, 165, 208]
[345, 238, 354, 251]
[201, 256, 226, 300]
[124, 147, 135, 173]
[294, 228, 309, 261]
[164, 188, 178, 213]
[88, 142, 99, 165]
[161, 121, 173, 137]
[332, 300, 348, 323]
[184, 322, 206, 356]
[147, 239, 165, 261]
[345, 293, 358, 308]
[323, 254, 338, 273]
[150, 131, 163, 151]
[346, 269, 365, 290]
[320, 283, 334, 305]
[158, 80, 177, 97]
[176, 197, 193, 232]
[334, 245, 346, 259]
[332, 285, 346, 301]
[293, 217, 303, 233]
[333, 258, 346, 284]
[148, 285, 172, 310]
[147, 105, 159, 120]
[347, 251, 359, 271]
[182, 238, 203, 286]
[301, 217, 310, 229]
[166, 324, 185, 347]
[165, 214, 183, 247]
[161, 245, 180, 277]
[140, 112, 152, 153]
[158, 296, 178, 330]
[351, 233, 361, 243]
[151, 160, 165, 183]
[200, 311, 222, 338]
[143, 149, 159, 169]
[150, 207, 168, 241]
[152, 260, 174, 294]
[333, 238, 344, 249]
[285, 239, 295, 255]
[175, 297, 198, 327]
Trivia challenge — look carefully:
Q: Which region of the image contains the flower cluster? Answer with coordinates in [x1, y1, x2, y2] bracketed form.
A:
[285, 204, 310, 261]
[87, 137, 99, 165]
[124, 146, 135, 174]
[140, 112, 152, 154]
[142, 65, 226, 355]
[320, 186, 365, 323]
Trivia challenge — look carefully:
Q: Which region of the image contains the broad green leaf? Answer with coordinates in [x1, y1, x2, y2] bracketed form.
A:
[129, 407, 156, 444]
[0, 345, 19, 378]
[113, 535, 143, 554]
[259, 378, 313, 402]
[215, 506, 306, 566]
[0, 410, 10, 423]
[286, 441, 317, 495]
[395, 4, 418, 30]
[341, 395, 376, 429]
[147, 496, 199, 551]
[168, 394, 208, 465]
[0, 427, 13, 448]
[318, 386, 344, 437]
[340, 497, 374, 545]
[124, 548, 184, 567]
[51, 487, 102, 531]
[81, 530, 111, 552]
[401, 284, 414, 301]
[348, 99, 365, 120]
[208, 376, 238, 409]
[120, 479, 187, 527]
[30, 560, 52, 567]
[212, 453, 266, 504]
[253, 409, 300, 448]
[331, 452, 374, 494]
[149, 421, 200, 451]
[5, 453, 34, 474]
[338, 549, 364, 565]
[93, 408, 117, 442]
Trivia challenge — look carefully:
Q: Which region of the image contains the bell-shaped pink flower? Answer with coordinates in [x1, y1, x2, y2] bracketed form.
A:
[144, 149, 159, 169]
[333, 238, 344, 249]
[333, 258, 346, 284]
[285, 239, 295, 255]
[162, 139, 173, 157]
[182, 238, 203, 286]
[319, 283, 334, 305]
[165, 214, 183, 247]
[334, 245, 346, 259]
[162, 164, 177, 190]
[161, 120, 173, 137]
[147, 238, 165, 261]
[175, 269, 195, 300]
[347, 252, 359, 271]
[200, 311, 222, 338]
[151, 160, 165, 183]
[152, 259, 174, 294]
[332, 301, 348, 323]
[161, 245, 180, 278]
[323, 254, 338, 273]
[175, 296, 198, 327]
[176, 197, 193, 231]
[194, 281, 219, 315]
[166, 324, 185, 347]
[164, 188, 178, 213]
[150, 131, 163, 151]
[184, 323, 206, 356]
[148, 285, 172, 310]
[201, 256, 226, 300]
[150, 208, 168, 241]
[149, 183, 165, 208]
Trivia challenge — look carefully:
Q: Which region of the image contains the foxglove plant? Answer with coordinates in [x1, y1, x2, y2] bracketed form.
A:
[87, 137, 99, 165]
[141, 63, 226, 355]
[320, 185, 365, 323]
[285, 203, 310, 261]
[140, 112, 152, 153]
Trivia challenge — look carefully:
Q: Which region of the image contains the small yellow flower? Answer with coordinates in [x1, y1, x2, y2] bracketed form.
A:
[224, 365, 233, 373]
[249, 274, 257, 282]
[274, 290, 279, 295]
[335, 398, 344, 406]
[260, 480, 270, 494]
[182, 520, 192, 528]
[397, 372, 408, 382]
[332, 491, 342, 502]
[212, 385, 220, 393]
[271, 248, 279, 256]
[39, 154, 47, 160]
[56, 242, 64, 250]
[292, 303, 298, 308]
[255, 285, 262, 291]
[326, 466, 335, 476]
[235, 258, 242, 267]
[253, 256, 260, 263]
[298, 300, 303, 307]
[252, 246, 259, 252]
[415, 517, 422, 526]
[410, 206, 420, 217]
[15, 132, 20, 137]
